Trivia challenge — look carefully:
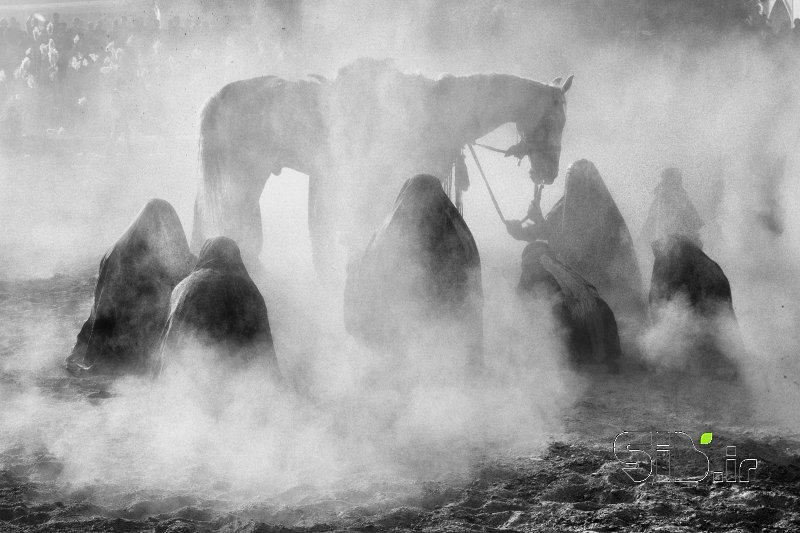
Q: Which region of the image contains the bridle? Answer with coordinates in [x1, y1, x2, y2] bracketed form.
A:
[475, 90, 566, 175]
[450, 88, 567, 221]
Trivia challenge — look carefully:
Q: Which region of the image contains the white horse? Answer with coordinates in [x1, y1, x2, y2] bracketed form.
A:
[192, 58, 573, 271]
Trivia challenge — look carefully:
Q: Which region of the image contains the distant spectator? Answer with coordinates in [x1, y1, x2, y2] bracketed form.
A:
[52, 13, 66, 34]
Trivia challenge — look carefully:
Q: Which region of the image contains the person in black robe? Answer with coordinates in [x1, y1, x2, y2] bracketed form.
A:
[67, 199, 195, 374]
[518, 240, 621, 370]
[157, 236, 280, 376]
[344, 174, 483, 366]
[506, 159, 647, 345]
[649, 234, 742, 379]
[641, 167, 704, 248]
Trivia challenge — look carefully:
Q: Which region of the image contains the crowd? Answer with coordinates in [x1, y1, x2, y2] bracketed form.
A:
[0, 9, 272, 149]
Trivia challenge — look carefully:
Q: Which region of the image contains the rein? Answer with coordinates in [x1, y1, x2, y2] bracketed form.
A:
[473, 141, 524, 167]
[467, 142, 544, 225]
[465, 91, 567, 226]
[467, 143, 506, 223]
[472, 142, 507, 155]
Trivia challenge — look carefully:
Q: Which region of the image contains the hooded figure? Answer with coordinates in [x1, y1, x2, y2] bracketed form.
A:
[518, 241, 621, 369]
[507, 160, 647, 338]
[344, 174, 483, 366]
[649, 234, 742, 378]
[158, 237, 279, 374]
[641, 168, 703, 248]
[67, 199, 195, 374]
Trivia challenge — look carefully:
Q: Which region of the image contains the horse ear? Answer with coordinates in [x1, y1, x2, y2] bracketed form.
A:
[551, 77, 562, 86]
[561, 75, 574, 94]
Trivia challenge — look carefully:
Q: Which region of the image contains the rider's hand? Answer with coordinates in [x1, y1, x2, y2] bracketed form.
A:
[504, 219, 525, 240]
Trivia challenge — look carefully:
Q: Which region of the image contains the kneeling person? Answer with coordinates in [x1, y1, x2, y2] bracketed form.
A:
[67, 199, 195, 374]
[518, 241, 621, 370]
[157, 237, 280, 376]
[649, 234, 743, 379]
[344, 174, 484, 366]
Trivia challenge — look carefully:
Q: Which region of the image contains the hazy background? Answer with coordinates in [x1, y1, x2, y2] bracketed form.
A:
[1, 0, 800, 502]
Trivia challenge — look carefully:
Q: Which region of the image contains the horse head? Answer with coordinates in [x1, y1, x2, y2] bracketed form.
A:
[513, 75, 573, 185]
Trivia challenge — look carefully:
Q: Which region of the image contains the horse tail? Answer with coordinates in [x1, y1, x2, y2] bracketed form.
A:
[192, 88, 227, 250]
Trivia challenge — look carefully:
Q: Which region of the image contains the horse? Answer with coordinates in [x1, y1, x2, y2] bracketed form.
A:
[192, 58, 573, 272]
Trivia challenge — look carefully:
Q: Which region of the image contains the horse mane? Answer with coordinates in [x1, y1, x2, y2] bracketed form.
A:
[336, 57, 397, 79]
[435, 72, 552, 89]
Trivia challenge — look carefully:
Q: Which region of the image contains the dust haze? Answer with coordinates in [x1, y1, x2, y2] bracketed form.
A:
[1, 0, 799, 516]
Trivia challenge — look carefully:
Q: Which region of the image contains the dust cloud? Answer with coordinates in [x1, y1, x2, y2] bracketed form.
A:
[1, 0, 799, 507]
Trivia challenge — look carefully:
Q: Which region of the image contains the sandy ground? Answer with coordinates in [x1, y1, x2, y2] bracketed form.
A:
[2, 272, 799, 533]
[2, 146, 800, 533]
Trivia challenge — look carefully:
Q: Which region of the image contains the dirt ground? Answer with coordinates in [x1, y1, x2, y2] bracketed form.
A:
[4, 4, 800, 528]
[1, 267, 800, 533]
[2, 137, 800, 533]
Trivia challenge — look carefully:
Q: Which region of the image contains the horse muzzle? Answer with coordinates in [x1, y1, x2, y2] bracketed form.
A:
[529, 153, 559, 185]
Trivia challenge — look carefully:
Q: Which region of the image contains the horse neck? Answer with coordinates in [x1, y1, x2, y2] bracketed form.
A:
[437, 74, 552, 145]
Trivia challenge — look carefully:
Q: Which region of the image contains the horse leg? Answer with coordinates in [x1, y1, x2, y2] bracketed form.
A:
[194, 85, 272, 258]
[226, 173, 268, 258]
[308, 174, 338, 278]
[190, 192, 207, 252]
[192, 165, 268, 258]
